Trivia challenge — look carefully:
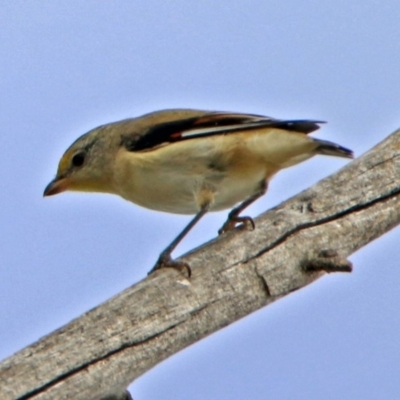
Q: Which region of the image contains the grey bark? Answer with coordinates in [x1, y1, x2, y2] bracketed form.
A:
[1, 128, 400, 400]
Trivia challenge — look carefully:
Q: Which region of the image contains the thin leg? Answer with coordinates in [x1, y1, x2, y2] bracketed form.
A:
[149, 205, 209, 276]
[218, 180, 268, 235]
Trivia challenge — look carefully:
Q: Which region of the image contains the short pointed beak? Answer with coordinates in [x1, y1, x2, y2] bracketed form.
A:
[43, 177, 69, 196]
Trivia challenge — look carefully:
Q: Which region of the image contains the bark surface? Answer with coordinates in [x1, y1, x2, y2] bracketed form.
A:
[2, 128, 400, 400]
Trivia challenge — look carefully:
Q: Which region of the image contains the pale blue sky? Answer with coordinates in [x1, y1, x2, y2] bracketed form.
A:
[1, 1, 400, 399]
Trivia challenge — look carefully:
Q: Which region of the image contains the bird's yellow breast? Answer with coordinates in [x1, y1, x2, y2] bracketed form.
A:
[112, 129, 316, 214]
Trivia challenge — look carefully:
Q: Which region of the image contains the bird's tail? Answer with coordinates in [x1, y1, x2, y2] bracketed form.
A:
[314, 139, 354, 159]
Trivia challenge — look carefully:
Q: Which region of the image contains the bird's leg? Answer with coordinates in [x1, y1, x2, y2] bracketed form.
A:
[149, 205, 209, 277]
[218, 181, 268, 235]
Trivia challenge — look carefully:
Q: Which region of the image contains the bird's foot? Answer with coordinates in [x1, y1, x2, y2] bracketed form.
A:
[218, 215, 255, 235]
[148, 253, 192, 278]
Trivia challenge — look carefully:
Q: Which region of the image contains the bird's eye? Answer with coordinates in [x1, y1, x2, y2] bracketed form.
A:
[71, 152, 86, 167]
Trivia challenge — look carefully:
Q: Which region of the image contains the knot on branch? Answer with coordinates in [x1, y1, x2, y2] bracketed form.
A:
[302, 249, 353, 273]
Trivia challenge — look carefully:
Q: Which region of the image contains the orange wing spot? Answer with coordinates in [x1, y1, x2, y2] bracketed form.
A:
[170, 132, 182, 139]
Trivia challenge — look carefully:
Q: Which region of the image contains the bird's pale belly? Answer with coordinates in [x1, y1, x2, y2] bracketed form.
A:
[115, 163, 266, 215]
[113, 135, 278, 215]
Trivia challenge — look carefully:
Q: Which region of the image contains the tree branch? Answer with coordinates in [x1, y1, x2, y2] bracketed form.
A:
[2, 128, 400, 400]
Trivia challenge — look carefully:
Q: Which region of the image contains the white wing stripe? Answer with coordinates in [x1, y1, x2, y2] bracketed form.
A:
[180, 122, 270, 138]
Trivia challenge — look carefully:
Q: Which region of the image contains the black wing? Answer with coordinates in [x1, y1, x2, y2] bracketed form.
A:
[125, 112, 324, 152]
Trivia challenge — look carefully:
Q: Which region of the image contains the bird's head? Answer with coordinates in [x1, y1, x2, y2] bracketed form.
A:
[43, 123, 123, 197]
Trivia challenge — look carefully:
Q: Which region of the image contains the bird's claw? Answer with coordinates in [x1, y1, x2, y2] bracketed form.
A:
[148, 253, 192, 278]
[218, 215, 255, 235]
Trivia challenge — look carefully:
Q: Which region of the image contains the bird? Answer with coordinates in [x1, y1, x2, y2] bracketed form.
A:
[44, 109, 353, 276]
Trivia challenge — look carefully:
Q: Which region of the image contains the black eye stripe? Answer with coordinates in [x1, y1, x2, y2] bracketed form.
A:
[71, 152, 86, 167]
